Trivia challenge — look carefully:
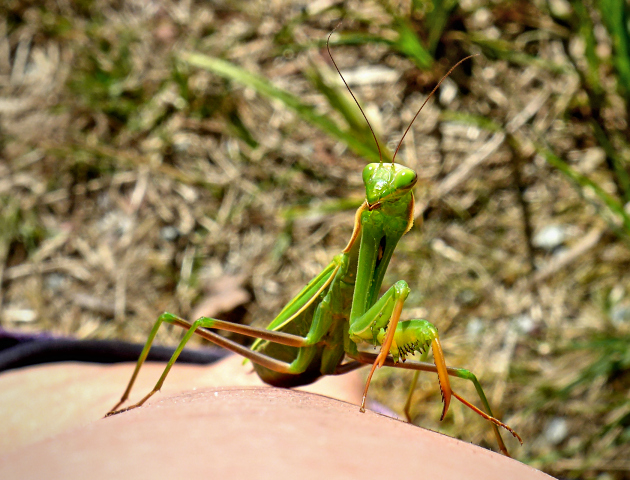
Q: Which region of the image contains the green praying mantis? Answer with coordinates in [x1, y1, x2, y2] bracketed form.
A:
[107, 35, 522, 456]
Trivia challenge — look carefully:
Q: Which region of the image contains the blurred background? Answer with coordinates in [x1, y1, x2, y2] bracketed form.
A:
[1, 0, 630, 477]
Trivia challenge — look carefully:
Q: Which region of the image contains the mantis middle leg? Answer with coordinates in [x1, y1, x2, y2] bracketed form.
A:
[107, 259, 348, 416]
[106, 311, 331, 416]
[107, 313, 312, 416]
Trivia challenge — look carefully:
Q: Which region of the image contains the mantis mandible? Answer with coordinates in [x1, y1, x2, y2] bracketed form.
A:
[107, 34, 522, 456]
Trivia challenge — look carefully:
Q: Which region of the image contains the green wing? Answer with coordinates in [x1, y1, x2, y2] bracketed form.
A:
[250, 260, 339, 351]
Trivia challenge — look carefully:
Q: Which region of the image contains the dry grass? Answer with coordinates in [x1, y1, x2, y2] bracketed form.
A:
[1, 1, 630, 477]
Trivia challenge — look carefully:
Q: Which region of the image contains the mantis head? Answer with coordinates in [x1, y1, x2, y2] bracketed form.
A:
[362, 163, 417, 209]
[326, 29, 473, 210]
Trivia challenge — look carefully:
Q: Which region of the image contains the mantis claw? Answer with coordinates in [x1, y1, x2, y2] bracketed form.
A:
[431, 338, 452, 421]
[105, 402, 143, 418]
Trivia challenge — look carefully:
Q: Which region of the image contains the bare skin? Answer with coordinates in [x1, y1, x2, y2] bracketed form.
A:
[0, 377, 550, 480]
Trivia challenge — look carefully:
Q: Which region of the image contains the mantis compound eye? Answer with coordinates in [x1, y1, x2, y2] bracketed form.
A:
[393, 169, 418, 191]
[362, 163, 378, 185]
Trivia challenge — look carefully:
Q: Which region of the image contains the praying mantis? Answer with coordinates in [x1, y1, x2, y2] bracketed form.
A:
[107, 35, 522, 456]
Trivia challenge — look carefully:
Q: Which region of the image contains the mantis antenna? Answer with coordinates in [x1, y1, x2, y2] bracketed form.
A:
[326, 27, 477, 165]
[327, 28, 383, 164]
[391, 54, 477, 164]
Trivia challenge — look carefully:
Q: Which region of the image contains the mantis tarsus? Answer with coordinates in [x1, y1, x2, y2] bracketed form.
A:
[107, 34, 522, 456]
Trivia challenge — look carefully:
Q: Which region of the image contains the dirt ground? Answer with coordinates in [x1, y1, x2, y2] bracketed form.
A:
[1, 1, 630, 477]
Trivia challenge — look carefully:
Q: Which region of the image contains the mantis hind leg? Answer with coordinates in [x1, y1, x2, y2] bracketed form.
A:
[403, 371, 420, 423]
[349, 351, 521, 457]
[106, 312, 314, 417]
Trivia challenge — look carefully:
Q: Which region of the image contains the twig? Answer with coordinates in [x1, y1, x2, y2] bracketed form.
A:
[416, 131, 506, 217]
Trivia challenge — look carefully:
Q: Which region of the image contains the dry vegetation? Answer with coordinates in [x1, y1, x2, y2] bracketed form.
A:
[1, 0, 630, 477]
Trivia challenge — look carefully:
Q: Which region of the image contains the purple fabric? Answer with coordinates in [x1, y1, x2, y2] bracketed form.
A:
[0, 327, 226, 373]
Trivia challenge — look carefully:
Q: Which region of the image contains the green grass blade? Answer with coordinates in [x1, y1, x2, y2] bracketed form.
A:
[181, 52, 382, 162]
[536, 143, 630, 235]
[570, 0, 603, 94]
[304, 67, 371, 136]
[303, 66, 391, 162]
[590, 121, 630, 202]
[598, 0, 630, 101]
[470, 34, 567, 74]
[425, 0, 459, 54]
[441, 110, 503, 132]
[391, 17, 434, 70]
[315, 30, 433, 71]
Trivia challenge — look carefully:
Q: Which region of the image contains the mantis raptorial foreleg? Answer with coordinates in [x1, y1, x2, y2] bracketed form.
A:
[351, 350, 522, 457]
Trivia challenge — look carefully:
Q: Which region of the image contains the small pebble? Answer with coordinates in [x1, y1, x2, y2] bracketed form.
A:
[160, 225, 180, 241]
[466, 317, 484, 340]
[610, 302, 630, 326]
[544, 417, 568, 445]
[439, 78, 458, 106]
[512, 314, 535, 335]
[533, 225, 566, 250]
[45, 273, 66, 291]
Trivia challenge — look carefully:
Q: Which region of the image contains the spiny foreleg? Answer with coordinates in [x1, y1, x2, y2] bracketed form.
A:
[376, 319, 453, 419]
[348, 280, 410, 411]
[350, 320, 522, 456]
